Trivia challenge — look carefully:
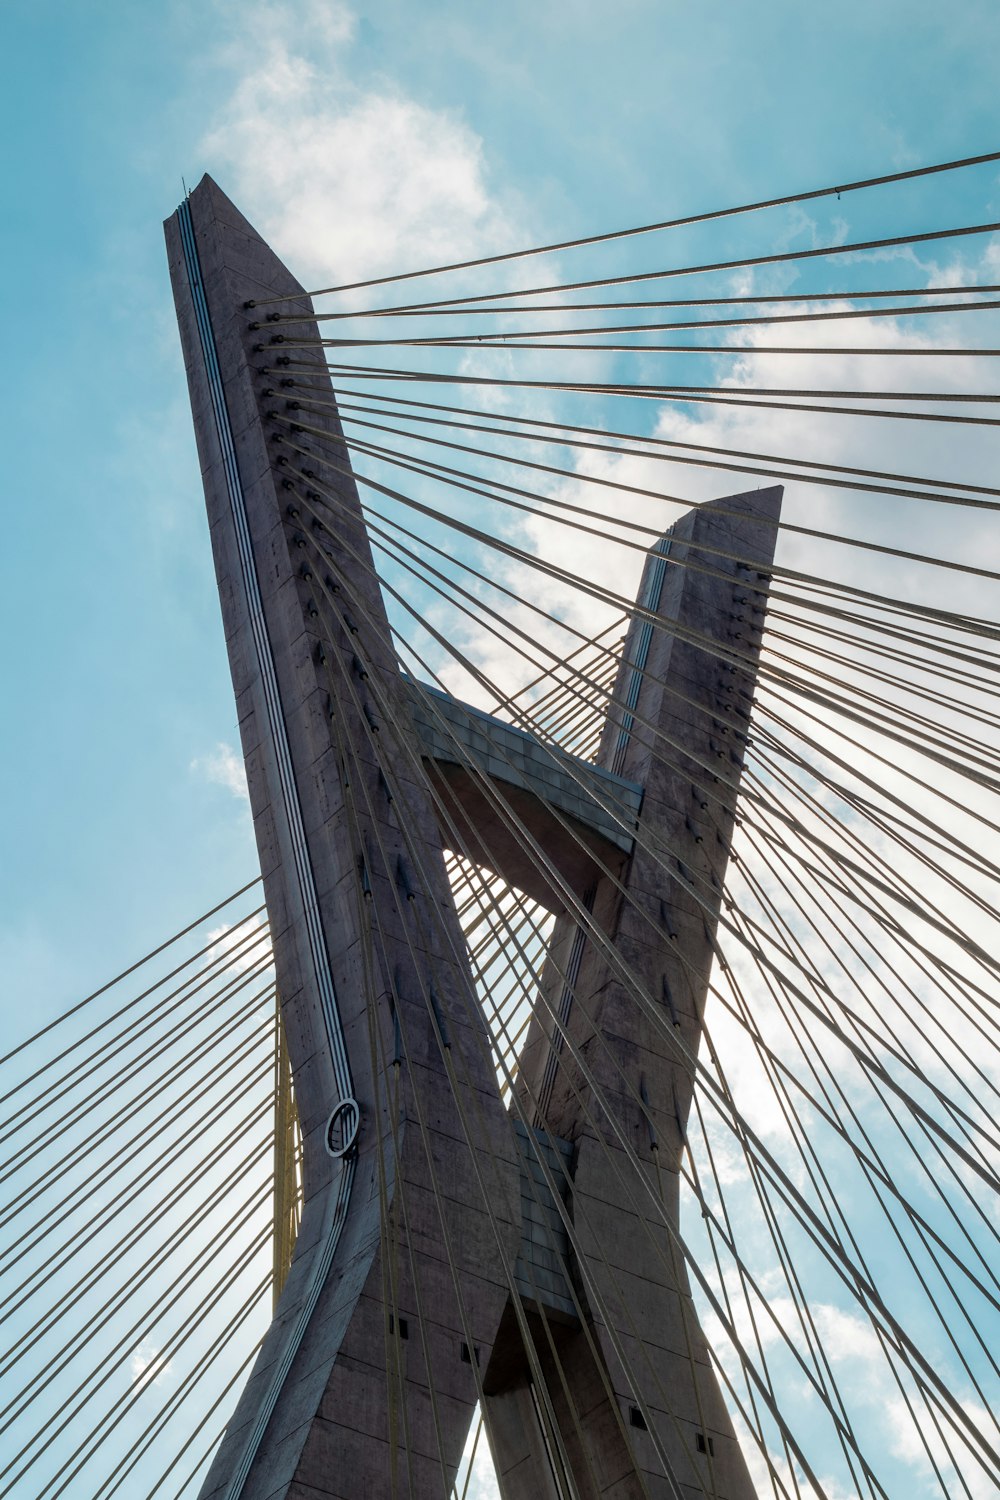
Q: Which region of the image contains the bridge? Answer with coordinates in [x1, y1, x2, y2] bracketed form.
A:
[1, 150, 999, 1500]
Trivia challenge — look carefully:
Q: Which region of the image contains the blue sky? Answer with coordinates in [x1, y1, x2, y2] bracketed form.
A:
[2, 4, 1000, 1496]
[3, 0, 999, 1024]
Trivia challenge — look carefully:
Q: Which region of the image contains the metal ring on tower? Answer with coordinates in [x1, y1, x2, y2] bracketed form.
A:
[325, 1097, 361, 1159]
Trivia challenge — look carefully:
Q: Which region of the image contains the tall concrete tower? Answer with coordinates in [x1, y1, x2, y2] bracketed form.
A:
[166, 176, 780, 1500]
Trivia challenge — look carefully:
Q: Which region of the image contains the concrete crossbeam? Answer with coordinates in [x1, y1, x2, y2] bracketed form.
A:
[406, 678, 643, 911]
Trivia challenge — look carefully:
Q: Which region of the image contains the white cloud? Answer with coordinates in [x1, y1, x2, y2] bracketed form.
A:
[129, 1339, 173, 1390]
[455, 1413, 501, 1500]
[886, 1393, 1000, 1500]
[190, 741, 249, 802]
[741, 1440, 856, 1500]
[207, 912, 271, 976]
[201, 1, 520, 291]
[810, 1302, 884, 1366]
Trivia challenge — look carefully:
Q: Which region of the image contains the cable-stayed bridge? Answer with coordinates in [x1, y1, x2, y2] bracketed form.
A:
[2, 151, 1000, 1500]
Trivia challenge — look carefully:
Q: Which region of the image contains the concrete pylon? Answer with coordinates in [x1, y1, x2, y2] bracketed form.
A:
[166, 177, 780, 1500]
[167, 177, 522, 1500]
[492, 492, 781, 1499]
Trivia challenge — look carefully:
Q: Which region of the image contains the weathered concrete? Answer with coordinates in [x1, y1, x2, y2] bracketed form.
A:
[406, 677, 643, 911]
[492, 488, 782, 1499]
[167, 177, 521, 1500]
[509, 1123, 577, 1322]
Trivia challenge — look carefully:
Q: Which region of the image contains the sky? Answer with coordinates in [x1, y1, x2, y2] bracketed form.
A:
[2, 0, 998, 1029]
[2, 2, 1000, 1496]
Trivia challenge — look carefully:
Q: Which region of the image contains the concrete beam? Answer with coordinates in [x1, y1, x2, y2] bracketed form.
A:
[406, 679, 643, 912]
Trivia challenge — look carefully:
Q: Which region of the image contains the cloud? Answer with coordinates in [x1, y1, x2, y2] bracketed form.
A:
[701, 1265, 999, 1497]
[190, 741, 249, 802]
[885, 1393, 1000, 1500]
[453, 1410, 501, 1500]
[129, 1339, 173, 1390]
[201, 1, 520, 291]
[206, 912, 271, 977]
[741, 1441, 856, 1500]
